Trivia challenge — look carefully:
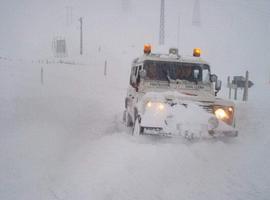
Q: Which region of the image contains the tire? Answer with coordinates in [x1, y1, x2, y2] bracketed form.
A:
[208, 130, 215, 136]
[132, 117, 143, 135]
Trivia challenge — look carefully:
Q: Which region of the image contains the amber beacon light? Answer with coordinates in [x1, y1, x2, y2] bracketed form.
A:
[144, 44, 152, 54]
[193, 48, 201, 57]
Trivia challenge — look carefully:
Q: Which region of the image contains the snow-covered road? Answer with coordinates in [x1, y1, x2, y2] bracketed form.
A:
[0, 61, 269, 200]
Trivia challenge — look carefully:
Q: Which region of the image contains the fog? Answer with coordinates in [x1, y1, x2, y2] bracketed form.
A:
[1, 1, 270, 200]
[1, 0, 269, 83]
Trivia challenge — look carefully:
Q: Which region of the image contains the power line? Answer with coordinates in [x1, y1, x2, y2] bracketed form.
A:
[207, 0, 270, 18]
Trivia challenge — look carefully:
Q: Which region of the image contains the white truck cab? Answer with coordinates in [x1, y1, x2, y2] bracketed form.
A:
[123, 45, 237, 138]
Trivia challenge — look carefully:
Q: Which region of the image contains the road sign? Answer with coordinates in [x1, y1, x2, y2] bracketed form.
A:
[232, 76, 254, 88]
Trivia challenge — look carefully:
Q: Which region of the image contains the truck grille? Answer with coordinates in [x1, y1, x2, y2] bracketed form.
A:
[199, 104, 214, 114]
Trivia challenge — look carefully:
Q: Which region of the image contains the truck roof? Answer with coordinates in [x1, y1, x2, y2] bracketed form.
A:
[133, 53, 210, 65]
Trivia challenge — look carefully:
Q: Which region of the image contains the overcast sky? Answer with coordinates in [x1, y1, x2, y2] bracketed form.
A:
[0, 0, 269, 83]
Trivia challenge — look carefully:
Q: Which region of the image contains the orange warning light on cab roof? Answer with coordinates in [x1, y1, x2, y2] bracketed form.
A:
[144, 44, 152, 54]
[193, 48, 201, 57]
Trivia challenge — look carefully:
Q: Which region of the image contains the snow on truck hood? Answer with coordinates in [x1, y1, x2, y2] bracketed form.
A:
[139, 91, 216, 135]
[140, 91, 216, 104]
[139, 90, 235, 108]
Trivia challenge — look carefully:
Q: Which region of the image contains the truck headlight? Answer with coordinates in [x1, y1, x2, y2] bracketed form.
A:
[214, 108, 228, 120]
[145, 101, 165, 112]
[213, 106, 234, 125]
[158, 103, 165, 111]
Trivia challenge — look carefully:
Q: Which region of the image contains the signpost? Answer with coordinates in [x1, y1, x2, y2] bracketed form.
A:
[232, 76, 254, 88]
[227, 71, 254, 101]
[52, 37, 67, 58]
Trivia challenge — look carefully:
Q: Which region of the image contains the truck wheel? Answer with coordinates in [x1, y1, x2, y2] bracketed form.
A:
[133, 117, 143, 135]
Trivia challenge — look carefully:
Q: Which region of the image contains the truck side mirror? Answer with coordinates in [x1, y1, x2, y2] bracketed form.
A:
[210, 74, 217, 82]
[211, 74, 221, 95]
[216, 80, 222, 91]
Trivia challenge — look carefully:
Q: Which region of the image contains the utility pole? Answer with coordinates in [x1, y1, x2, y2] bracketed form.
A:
[122, 0, 130, 12]
[79, 17, 83, 55]
[159, 0, 165, 45]
[177, 15, 180, 49]
[192, 0, 201, 26]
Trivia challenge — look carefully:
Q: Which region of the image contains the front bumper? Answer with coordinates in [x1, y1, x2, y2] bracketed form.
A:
[140, 102, 238, 138]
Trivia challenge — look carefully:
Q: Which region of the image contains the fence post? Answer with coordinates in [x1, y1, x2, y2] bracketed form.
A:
[227, 76, 231, 99]
[104, 60, 107, 76]
[41, 67, 44, 85]
[234, 86, 237, 100]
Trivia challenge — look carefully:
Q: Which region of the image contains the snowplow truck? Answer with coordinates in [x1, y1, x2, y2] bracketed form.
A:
[123, 45, 238, 138]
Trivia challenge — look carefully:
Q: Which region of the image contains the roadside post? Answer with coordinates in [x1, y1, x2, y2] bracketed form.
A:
[227, 71, 253, 101]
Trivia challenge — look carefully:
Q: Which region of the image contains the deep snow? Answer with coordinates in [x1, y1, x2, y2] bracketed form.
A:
[1, 0, 270, 199]
[0, 57, 269, 200]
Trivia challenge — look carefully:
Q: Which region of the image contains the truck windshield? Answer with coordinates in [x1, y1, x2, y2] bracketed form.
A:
[144, 60, 210, 83]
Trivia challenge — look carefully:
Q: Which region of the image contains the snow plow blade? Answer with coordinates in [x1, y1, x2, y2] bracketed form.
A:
[130, 92, 238, 139]
[138, 124, 238, 138]
[136, 102, 238, 139]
